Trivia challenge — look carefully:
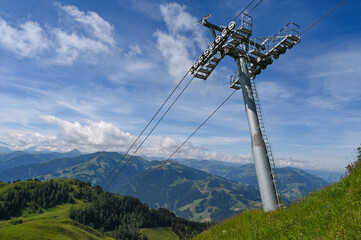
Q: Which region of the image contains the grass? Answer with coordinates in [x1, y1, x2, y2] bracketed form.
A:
[179, 198, 213, 222]
[0, 179, 182, 239]
[195, 159, 361, 239]
[0, 196, 114, 240]
[140, 227, 179, 240]
[0, 218, 113, 240]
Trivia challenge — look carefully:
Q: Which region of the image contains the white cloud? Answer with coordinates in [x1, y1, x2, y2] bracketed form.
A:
[52, 4, 116, 65]
[159, 3, 207, 50]
[7, 115, 252, 164]
[58, 4, 115, 46]
[155, 3, 208, 79]
[160, 3, 196, 34]
[0, 4, 116, 65]
[127, 44, 142, 56]
[306, 96, 337, 109]
[191, 136, 250, 146]
[52, 29, 109, 65]
[0, 18, 49, 57]
[8, 116, 134, 153]
[155, 31, 193, 79]
[118, 0, 161, 21]
[108, 59, 156, 83]
[40, 115, 134, 149]
[124, 60, 154, 73]
[275, 156, 311, 169]
[311, 48, 361, 101]
[257, 81, 294, 100]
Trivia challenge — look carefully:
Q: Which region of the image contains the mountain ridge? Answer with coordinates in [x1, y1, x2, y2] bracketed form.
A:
[119, 160, 261, 222]
[176, 158, 328, 202]
[0, 149, 82, 171]
[0, 151, 330, 221]
[0, 152, 261, 221]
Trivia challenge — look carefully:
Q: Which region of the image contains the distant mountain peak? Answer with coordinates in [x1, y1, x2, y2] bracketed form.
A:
[68, 149, 82, 155]
[0, 146, 12, 154]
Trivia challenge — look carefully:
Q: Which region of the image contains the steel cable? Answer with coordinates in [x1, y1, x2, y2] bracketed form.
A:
[100, 71, 191, 189]
[98, 89, 237, 230]
[232, 0, 256, 22]
[236, 0, 264, 26]
[300, 0, 348, 36]
[103, 76, 196, 191]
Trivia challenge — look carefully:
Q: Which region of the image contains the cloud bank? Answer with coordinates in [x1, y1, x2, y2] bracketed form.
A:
[155, 3, 208, 79]
[7, 115, 313, 168]
[0, 3, 115, 65]
[8, 115, 253, 164]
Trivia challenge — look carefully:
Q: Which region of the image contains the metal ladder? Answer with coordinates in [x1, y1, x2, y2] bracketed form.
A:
[250, 77, 283, 207]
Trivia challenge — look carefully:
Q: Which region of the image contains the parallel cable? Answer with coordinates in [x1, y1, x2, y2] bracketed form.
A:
[101, 0, 262, 190]
[133, 89, 237, 194]
[236, 0, 264, 25]
[100, 0, 348, 225]
[300, 0, 348, 36]
[248, 0, 263, 14]
[100, 70, 190, 188]
[232, 0, 255, 22]
[100, 0, 348, 229]
[103, 76, 196, 191]
[98, 89, 237, 230]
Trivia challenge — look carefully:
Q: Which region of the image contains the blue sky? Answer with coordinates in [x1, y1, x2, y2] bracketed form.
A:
[0, 0, 360, 171]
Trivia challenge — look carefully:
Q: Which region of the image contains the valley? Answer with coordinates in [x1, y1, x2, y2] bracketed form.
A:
[0, 150, 331, 221]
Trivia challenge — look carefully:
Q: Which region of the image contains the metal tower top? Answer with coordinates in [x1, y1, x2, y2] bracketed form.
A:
[190, 13, 301, 83]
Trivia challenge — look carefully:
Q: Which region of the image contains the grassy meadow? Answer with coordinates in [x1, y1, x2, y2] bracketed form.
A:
[195, 148, 361, 239]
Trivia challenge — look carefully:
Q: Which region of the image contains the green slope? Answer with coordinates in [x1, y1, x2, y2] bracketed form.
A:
[0, 178, 208, 239]
[0, 151, 329, 223]
[0, 179, 113, 239]
[0, 153, 262, 222]
[0, 202, 113, 240]
[194, 149, 361, 239]
[120, 161, 261, 222]
[43, 153, 150, 189]
[177, 159, 328, 203]
[140, 227, 179, 240]
[0, 152, 149, 189]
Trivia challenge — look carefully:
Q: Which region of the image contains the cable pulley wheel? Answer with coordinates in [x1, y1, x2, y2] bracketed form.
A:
[215, 35, 222, 44]
[209, 42, 215, 50]
[222, 29, 228, 37]
[203, 49, 210, 57]
[227, 21, 236, 30]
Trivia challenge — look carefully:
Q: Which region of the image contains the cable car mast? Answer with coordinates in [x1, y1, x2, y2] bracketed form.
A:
[191, 13, 300, 211]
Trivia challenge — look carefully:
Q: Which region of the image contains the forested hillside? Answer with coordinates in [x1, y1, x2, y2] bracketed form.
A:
[120, 160, 261, 222]
[0, 151, 332, 221]
[0, 178, 209, 239]
[0, 152, 261, 221]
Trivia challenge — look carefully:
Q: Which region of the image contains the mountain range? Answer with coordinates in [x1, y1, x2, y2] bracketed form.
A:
[176, 159, 328, 202]
[0, 149, 82, 171]
[119, 160, 261, 222]
[0, 150, 330, 221]
[0, 152, 260, 221]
